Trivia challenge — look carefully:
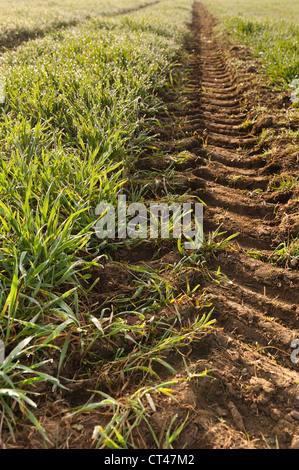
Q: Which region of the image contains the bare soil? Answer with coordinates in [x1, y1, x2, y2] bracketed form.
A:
[2, 1, 299, 450]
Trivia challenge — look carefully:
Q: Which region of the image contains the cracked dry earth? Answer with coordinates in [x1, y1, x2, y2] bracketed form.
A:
[134, 2, 299, 449]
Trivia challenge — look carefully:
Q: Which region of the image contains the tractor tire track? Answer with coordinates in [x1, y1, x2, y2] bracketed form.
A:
[135, 1, 299, 449]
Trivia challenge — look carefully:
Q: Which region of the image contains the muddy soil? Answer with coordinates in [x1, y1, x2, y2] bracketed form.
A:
[2, 1, 298, 450]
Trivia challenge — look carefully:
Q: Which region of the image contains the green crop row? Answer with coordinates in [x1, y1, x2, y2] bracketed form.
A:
[0, 0, 161, 47]
[0, 0, 205, 446]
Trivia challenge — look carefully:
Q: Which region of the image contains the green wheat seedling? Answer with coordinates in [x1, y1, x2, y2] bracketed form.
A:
[269, 237, 299, 269]
[0, 335, 62, 443]
[177, 225, 239, 260]
[270, 175, 299, 192]
[65, 371, 209, 449]
[0, 0, 198, 442]
[0, 0, 159, 50]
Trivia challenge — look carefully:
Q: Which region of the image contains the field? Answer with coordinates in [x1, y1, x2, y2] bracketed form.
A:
[0, 0, 298, 450]
[0, 0, 160, 48]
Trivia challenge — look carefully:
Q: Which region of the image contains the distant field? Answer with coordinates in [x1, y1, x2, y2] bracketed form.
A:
[201, 0, 299, 22]
[202, 0, 299, 89]
[0, 0, 159, 47]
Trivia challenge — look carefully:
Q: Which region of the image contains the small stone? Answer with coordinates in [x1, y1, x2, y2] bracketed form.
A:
[215, 406, 228, 417]
[291, 411, 299, 421]
[291, 438, 299, 449]
[228, 401, 245, 431]
[273, 420, 292, 441]
[270, 408, 282, 421]
[249, 376, 275, 394]
[72, 424, 84, 432]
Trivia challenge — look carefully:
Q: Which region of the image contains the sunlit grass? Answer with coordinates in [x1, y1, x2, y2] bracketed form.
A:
[201, 0, 299, 24]
[270, 237, 299, 269]
[0, 0, 158, 47]
[202, 0, 299, 90]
